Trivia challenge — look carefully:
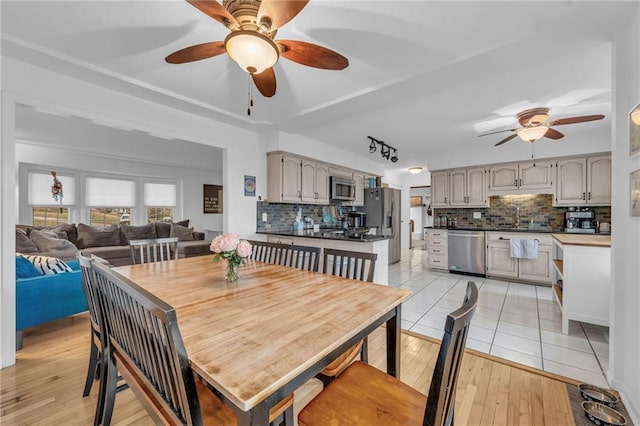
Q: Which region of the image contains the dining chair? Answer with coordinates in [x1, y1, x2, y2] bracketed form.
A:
[298, 281, 479, 426]
[76, 252, 127, 425]
[248, 240, 320, 272]
[129, 237, 178, 264]
[318, 248, 378, 385]
[88, 258, 294, 426]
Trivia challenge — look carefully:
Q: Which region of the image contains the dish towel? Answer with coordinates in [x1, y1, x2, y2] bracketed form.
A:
[510, 239, 539, 259]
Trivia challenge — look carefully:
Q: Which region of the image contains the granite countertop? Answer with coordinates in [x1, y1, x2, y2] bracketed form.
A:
[427, 226, 565, 234]
[257, 229, 392, 242]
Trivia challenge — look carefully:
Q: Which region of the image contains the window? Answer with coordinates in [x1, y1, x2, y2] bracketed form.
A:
[28, 171, 76, 226]
[86, 177, 135, 227]
[144, 182, 176, 223]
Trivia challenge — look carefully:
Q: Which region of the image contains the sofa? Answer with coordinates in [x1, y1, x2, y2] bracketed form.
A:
[14, 220, 213, 349]
[16, 220, 213, 266]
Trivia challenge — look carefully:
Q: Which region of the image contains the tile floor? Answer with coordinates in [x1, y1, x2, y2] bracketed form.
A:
[389, 245, 610, 388]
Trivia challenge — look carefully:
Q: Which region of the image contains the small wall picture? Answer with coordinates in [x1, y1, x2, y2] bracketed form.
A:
[203, 184, 223, 214]
[631, 169, 640, 217]
[631, 104, 640, 157]
[244, 175, 256, 197]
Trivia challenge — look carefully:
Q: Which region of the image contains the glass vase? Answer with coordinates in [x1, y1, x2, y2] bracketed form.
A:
[225, 261, 239, 282]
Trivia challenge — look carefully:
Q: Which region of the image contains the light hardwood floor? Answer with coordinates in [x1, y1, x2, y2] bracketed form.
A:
[1, 313, 580, 425]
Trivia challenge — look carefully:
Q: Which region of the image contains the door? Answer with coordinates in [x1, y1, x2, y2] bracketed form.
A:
[519, 160, 553, 190]
[555, 158, 587, 205]
[586, 155, 611, 205]
[466, 167, 487, 207]
[486, 242, 518, 278]
[352, 173, 365, 206]
[519, 245, 552, 283]
[431, 171, 449, 207]
[300, 160, 317, 203]
[488, 164, 519, 191]
[281, 155, 302, 202]
[448, 169, 467, 207]
[315, 162, 330, 204]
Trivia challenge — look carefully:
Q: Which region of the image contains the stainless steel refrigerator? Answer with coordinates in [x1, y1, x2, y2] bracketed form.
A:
[363, 187, 401, 264]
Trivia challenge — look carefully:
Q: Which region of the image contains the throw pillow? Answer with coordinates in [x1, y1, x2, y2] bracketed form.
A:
[15, 254, 42, 278]
[120, 223, 157, 242]
[16, 228, 40, 253]
[76, 223, 122, 248]
[170, 223, 195, 241]
[29, 229, 78, 252]
[22, 254, 73, 275]
[155, 220, 189, 238]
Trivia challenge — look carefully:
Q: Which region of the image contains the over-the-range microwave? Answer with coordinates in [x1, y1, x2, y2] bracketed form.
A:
[330, 176, 356, 201]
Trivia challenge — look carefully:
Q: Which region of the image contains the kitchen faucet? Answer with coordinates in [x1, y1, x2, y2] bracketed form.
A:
[514, 207, 521, 229]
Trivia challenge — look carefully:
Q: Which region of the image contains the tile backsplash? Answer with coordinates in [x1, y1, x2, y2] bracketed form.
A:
[433, 194, 611, 230]
[256, 201, 347, 232]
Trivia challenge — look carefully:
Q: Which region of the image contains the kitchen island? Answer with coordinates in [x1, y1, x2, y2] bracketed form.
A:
[551, 233, 611, 334]
[257, 230, 391, 284]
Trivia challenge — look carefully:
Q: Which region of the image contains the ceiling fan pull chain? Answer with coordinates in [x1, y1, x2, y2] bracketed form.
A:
[247, 75, 252, 116]
[531, 143, 536, 164]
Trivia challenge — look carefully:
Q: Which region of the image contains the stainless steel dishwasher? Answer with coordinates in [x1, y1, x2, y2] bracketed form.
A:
[448, 230, 486, 276]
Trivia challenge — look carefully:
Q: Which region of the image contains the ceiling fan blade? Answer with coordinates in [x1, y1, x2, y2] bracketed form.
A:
[478, 128, 518, 137]
[544, 128, 564, 140]
[495, 133, 518, 146]
[186, 0, 239, 29]
[165, 41, 226, 64]
[257, 0, 309, 31]
[277, 40, 348, 70]
[252, 68, 277, 97]
[548, 114, 604, 126]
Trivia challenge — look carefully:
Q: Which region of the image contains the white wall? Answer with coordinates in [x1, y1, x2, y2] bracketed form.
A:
[610, 9, 640, 424]
[1, 57, 267, 367]
[16, 143, 224, 231]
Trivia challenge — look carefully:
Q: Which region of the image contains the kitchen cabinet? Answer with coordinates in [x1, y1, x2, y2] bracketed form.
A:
[551, 234, 611, 334]
[343, 172, 365, 207]
[555, 155, 611, 206]
[488, 160, 553, 194]
[431, 171, 449, 208]
[267, 153, 329, 204]
[426, 228, 448, 270]
[485, 232, 552, 284]
[449, 167, 487, 207]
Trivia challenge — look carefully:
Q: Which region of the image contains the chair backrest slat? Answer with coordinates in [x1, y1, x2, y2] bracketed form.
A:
[423, 281, 478, 426]
[248, 240, 320, 272]
[322, 248, 377, 282]
[90, 260, 201, 425]
[129, 237, 179, 264]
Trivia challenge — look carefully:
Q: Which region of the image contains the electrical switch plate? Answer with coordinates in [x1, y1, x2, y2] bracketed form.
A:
[262, 213, 268, 222]
[473, 212, 481, 219]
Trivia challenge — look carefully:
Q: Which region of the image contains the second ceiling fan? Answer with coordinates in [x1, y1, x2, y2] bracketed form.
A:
[479, 107, 605, 146]
[165, 0, 349, 98]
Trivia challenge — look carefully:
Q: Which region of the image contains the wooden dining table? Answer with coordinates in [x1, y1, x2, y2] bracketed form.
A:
[113, 256, 411, 425]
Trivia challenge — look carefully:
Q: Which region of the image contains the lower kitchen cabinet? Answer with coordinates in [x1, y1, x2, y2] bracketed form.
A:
[485, 232, 552, 284]
[426, 228, 448, 270]
[551, 234, 611, 334]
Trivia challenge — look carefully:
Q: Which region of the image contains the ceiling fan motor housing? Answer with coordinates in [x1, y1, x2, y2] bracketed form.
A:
[517, 107, 550, 127]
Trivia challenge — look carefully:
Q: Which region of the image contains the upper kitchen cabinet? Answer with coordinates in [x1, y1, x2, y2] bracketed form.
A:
[431, 171, 449, 208]
[488, 160, 553, 194]
[449, 167, 487, 208]
[267, 153, 329, 204]
[347, 172, 365, 207]
[555, 154, 611, 206]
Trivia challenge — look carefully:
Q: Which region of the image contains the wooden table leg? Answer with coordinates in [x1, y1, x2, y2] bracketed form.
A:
[233, 401, 269, 426]
[386, 304, 401, 378]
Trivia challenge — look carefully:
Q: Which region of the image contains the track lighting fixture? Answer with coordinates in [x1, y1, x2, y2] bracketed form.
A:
[367, 136, 398, 163]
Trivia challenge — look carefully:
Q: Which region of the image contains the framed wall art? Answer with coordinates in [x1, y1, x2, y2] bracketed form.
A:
[630, 104, 640, 157]
[631, 169, 640, 217]
[203, 184, 223, 214]
[244, 175, 256, 197]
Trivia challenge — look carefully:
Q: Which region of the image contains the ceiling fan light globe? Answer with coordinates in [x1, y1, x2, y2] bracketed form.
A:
[225, 30, 279, 74]
[631, 108, 640, 126]
[408, 167, 422, 174]
[517, 126, 548, 143]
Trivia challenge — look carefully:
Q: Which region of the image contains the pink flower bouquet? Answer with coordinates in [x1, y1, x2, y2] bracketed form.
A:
[210, 233, 252, 281]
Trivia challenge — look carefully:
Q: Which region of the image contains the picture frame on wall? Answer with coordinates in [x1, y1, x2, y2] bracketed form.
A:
[630, 104, 640, 157]
[203, 184, 223, 214]
[244, 175, 256, 197]
[631, 169, 640, 217]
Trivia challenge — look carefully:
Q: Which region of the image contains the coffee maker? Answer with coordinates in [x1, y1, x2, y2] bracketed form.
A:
[565, 210, 596, 233]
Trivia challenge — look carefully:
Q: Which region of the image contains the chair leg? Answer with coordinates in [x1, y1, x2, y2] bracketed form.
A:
[83, 332, 99, 397]
[361, 337, 369, 363]
[282, 404, 294, 426]
[100, 351, 118, 426]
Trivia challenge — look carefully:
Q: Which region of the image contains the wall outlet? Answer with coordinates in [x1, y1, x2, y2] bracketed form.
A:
[264, 223, 271, 229]
[262, 212, 268, 222]
[473, 211, 481, 219]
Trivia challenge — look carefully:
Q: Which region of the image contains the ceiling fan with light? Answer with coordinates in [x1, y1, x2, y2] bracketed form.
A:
[165, 0, 349, 99]
[478, 107, 604, 146]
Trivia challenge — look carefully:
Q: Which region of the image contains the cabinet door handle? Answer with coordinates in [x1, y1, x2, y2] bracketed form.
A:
[444, 197, 448, 204]
[519, 179, 522, 186]
[588, 192, 591, 200]
[515, 179, 518, 186]
[298, 190, 301, 199]
[582, 192, 586, 200]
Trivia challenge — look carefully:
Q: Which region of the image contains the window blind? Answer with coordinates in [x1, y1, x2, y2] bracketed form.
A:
[28, 172, 76, 206]
[144, 182, 176, 207]
[85, 177, 135, 207]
